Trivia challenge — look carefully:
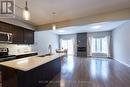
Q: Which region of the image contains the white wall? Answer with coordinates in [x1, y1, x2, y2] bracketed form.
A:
[113, 20, 130, 67]
[34, 31, 59, 55]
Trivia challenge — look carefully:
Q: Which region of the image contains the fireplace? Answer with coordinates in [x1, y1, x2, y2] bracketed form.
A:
[77, 47, 86, 52]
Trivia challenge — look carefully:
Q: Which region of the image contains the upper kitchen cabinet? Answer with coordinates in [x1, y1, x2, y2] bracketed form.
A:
[23, 29, 34, 44]
[12, 26, 24, 44]
[13, 26, 34, 44]
[0, 21, 35, 44]
[0, 22, 12, 33]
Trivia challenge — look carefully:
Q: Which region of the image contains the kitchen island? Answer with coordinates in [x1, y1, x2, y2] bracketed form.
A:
[0, 53, 65, 87]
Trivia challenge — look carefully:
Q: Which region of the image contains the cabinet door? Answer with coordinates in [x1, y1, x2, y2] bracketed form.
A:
[12, 26, 24, 44]
[0, 22, 12, 33]
[24, 29, 34, 44]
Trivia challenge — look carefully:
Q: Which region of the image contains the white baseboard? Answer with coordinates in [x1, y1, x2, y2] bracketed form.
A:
[115, 59, 130, 67]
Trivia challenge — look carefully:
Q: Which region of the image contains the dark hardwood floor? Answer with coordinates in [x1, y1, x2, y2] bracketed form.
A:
[1, 56, 130, 87]
[46, 56, 130, 87]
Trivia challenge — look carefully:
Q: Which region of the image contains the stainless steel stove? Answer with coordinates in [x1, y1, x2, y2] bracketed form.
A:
[0, 48, 16, 62]
[0, 48, 8, 56]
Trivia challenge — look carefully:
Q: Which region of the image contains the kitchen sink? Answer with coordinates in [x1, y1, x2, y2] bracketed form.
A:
[38, 53, 53, 57]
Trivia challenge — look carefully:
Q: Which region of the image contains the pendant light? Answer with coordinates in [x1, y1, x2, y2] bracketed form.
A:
[23, 0, 30, 20]
[52, 12, 56, 30]
[52, 24, 56, 30]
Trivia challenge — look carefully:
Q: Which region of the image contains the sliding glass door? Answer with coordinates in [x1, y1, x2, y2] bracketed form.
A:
[60, 39, 74, 56]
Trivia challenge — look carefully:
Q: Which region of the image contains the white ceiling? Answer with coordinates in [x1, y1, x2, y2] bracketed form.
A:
[51, 20, 128, 34]
[16, 0, 130, 25]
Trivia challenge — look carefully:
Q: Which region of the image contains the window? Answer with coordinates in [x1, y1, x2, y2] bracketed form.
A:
[92, 37, 108, 54]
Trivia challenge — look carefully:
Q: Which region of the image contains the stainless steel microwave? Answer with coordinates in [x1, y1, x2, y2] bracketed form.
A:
[0, 32, 12, 43]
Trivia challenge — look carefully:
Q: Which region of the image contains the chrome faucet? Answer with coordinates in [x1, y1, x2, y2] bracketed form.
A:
[48, 44, 52, 54]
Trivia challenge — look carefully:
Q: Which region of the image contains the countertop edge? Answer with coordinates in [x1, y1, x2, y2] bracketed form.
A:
[0, 53, 65, 71]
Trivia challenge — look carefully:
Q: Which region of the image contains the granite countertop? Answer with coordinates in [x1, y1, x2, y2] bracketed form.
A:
[10, 52, 37, 56]
[0, 53, 65, 71]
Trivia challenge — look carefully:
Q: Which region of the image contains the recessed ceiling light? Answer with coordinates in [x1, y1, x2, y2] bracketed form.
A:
[92, 25, 102, 29]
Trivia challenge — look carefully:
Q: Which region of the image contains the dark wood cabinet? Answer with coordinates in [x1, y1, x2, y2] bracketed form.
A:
[23, 29, 34, 44]
[0, 22, 12, 33]
[1, 57, 61, 87]
[12, 26, 24, 44]
[0, 21, 34, 44]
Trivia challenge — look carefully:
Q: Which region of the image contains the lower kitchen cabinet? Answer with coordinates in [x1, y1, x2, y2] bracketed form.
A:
[1, 58, 61, 87]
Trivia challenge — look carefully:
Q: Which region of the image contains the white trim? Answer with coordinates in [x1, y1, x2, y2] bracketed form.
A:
[115, 59, 130, 67]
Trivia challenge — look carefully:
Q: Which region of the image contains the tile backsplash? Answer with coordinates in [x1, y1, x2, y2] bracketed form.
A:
[0, 44, 34, 55]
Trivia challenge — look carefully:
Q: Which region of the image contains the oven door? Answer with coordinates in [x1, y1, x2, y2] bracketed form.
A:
[0, 32, 12, 43]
